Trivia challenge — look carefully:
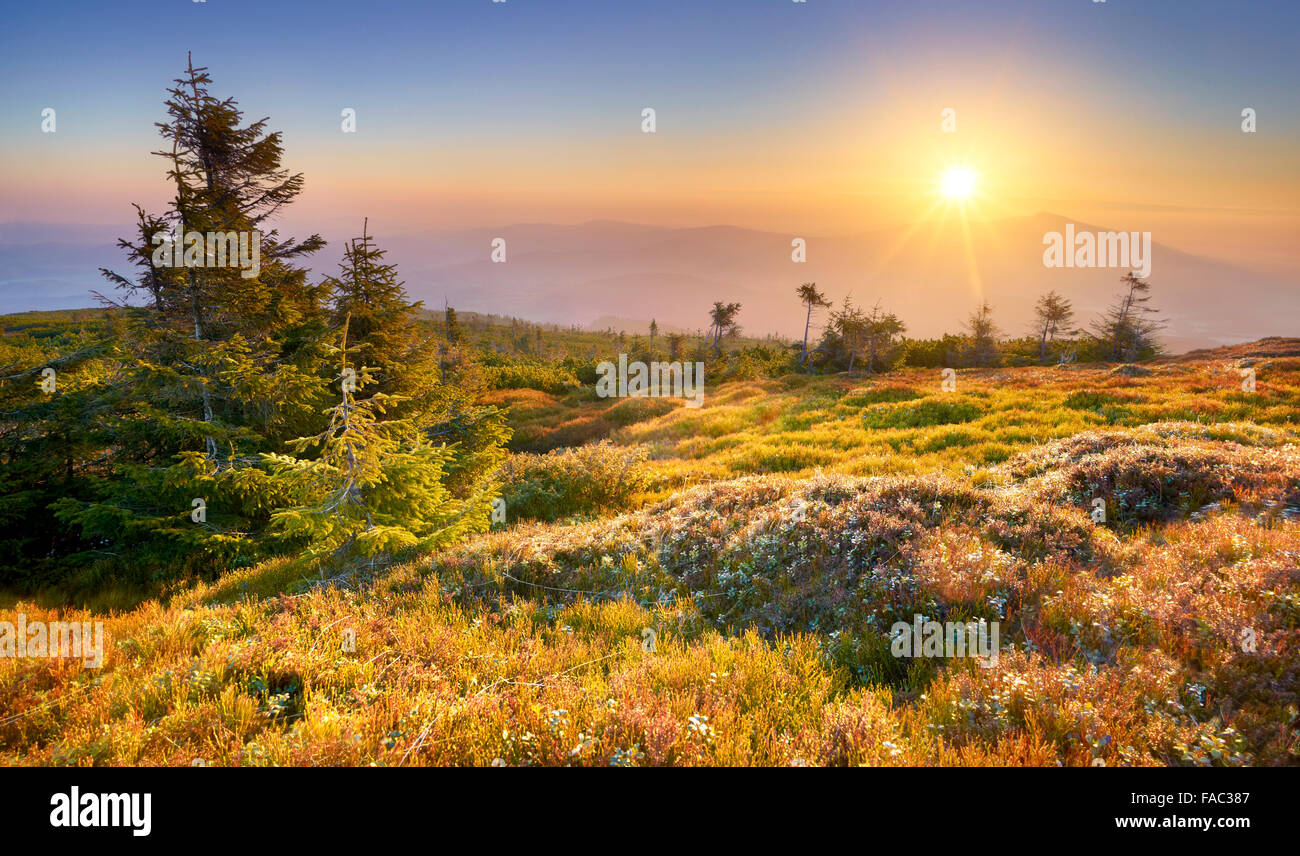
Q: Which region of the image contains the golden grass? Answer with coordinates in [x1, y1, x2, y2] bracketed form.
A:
[2, 353, 1297, 765]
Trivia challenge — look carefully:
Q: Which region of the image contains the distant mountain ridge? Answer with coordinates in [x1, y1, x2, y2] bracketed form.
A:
[2, 215, 1295, 350]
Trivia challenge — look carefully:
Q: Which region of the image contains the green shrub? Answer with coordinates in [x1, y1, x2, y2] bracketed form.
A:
[482, 360, 580, 394]
[497, 441, 652, 522]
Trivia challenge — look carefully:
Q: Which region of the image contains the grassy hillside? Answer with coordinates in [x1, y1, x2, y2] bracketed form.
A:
[2, 335, 1298, 766]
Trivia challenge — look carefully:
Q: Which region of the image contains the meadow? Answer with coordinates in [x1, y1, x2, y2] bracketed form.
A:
[2, 322, 1297, 766]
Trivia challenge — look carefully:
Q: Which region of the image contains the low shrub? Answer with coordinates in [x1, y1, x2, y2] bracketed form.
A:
[498, 441, 653, 522]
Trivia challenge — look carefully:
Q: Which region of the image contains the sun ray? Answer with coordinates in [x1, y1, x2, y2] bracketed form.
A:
[957, 203, 984, 299]
[864, 198, 948, 280]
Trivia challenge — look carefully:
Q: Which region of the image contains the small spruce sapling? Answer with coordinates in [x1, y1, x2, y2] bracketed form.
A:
[263, 316, 487, 566]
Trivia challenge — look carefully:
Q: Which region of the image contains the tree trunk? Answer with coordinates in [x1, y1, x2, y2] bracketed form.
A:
[190, 269, 218, 460]
[801, 304, 812, 367]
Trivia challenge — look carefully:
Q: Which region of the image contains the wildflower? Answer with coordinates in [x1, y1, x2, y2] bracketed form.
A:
[687, 714, 714, 741]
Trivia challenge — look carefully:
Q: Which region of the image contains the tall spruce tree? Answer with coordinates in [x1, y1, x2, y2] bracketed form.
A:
[323, 225, 509, 539]
[54, 56, 332, 582]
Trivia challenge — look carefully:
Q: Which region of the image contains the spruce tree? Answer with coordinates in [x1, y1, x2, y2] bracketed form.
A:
[964, 302, 1001, 367]
[1090, 274, 1164, 362]
[56, 56, 332, 582]
[263, 317, 494, 565]
[325, 218, 422, 390]
[796, 283, 831, 368]
[1032, 290, 1075, 363]
[444, 306, 463, 344]
[323, 228, 510, 503]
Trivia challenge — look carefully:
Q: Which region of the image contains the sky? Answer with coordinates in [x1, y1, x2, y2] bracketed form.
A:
[2, 0, 1297, 272]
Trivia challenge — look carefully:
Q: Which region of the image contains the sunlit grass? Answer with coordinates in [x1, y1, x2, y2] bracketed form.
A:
[3, 352, 1298, 765]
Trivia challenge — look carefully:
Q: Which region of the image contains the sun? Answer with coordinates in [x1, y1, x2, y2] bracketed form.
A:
[940, 166, 977, 200]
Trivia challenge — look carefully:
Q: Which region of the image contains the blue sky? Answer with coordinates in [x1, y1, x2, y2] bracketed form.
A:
[2, 0, 1297, 238]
